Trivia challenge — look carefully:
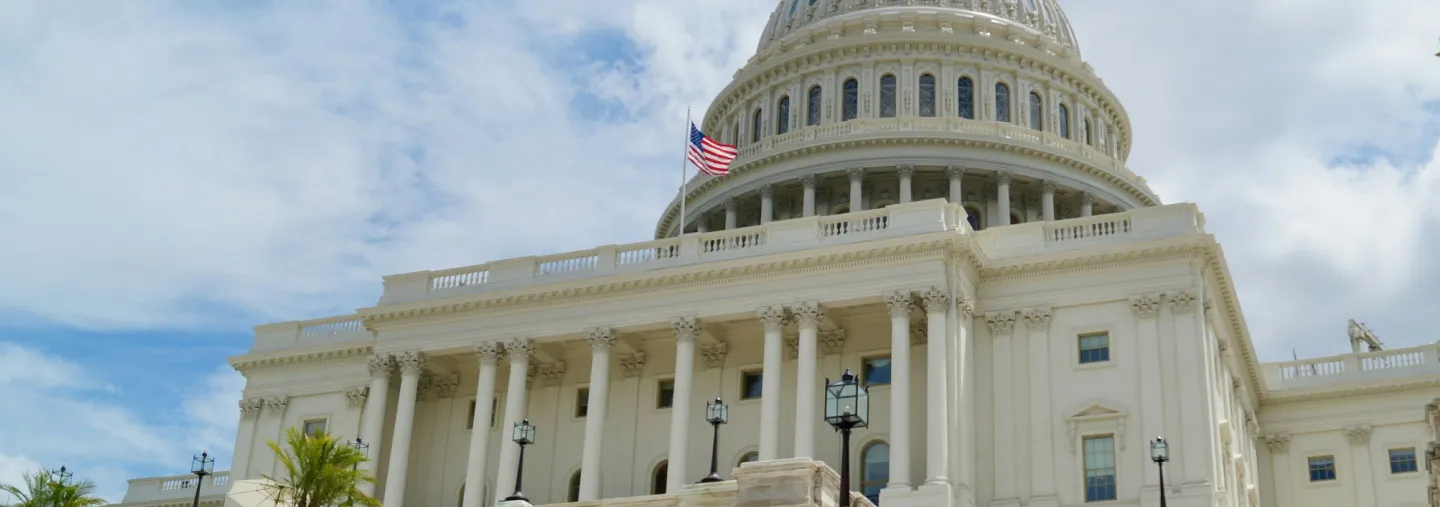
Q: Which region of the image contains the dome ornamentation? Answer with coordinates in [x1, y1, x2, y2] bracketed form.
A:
[758, 0, 1081, 57]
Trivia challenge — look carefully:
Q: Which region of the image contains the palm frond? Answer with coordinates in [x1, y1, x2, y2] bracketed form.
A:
[260, 427, 382, 507]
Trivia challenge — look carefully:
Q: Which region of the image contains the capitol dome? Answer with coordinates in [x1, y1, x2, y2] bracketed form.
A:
[655, 0, 1156, 238]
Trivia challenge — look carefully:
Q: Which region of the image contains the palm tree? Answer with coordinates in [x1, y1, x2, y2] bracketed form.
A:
[259, 427, 381, 507]
[0, 469, 107, 507]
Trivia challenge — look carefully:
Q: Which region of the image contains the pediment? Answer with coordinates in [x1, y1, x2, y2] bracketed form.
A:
[1065, 401, 1128, 422]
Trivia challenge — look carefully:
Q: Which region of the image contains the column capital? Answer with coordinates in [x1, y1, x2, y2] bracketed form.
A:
[1080, 191, 1094, 205]
[819, 329, 847, 355]
[848, 167, 866, 182]
[760, 184, 775, 197]
[700, 342, 728, 369]
[919, 287, 950, 313]
[504, 338, 535, 363]
[957, 295, 977, 320]
[897, 164, 915, 178]
[1344, 424, 1372, 445]
[671, 317, 701, 343]
[345, 386, 370, 407]
[264, 396, 290, 413]
[801, 174, 817, 188]
[239, 398, 263, 418]
[884, 291, 913, 317]
[619, 352, 647, 378]
[1022, 307, 1052, 330]
[1168, 291, 1197, 314]
[1260, 433, 1291, 454]
[538, 362, 567, 387]
[1129, 294, 1162, 319]
[985, 311, 1017, 334]
[1041, 179, 1057, 193]
[947, 166, 965, 178]
[475, 342, 505, 366]
[791, 302, 824, 328]
[587, 327, 618, 352]
[724, 198, 738, 211]
[395, 351, 429, 376]
[367, 354, 395, 379]
[757, 305, 788, 331]
[995, 171, 1012, 185]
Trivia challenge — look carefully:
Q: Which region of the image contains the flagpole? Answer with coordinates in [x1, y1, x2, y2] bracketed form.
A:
[679, 107, 691, 236]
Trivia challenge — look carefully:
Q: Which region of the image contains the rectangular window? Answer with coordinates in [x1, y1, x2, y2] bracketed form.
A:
[576, 388, 590, 418]
[1079, 333, 1110, 364]
[1389, 448, 1418, 474]
[741, 370, 764, 400]
[1083, 435, 1117, 502]
[862, 356, 892, 386]
[1308, 455, 1337, 481]
[302, 419, 327, 437]
[657, 379, 675, 409]
[467, 400, 477, 429]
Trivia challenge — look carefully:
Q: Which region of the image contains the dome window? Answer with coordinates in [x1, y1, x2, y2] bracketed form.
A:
[1029, 92, 1044, 131]
[843, 79, 859, 121]
[879, 74, 897, 118]
[918, 74, 936, 117]
[1083, 118, 1093, 145]
[808, 86, 823, 126]
[777, 96, 791, 135]
[995, 83, 1012, 123]
[752, 109, 763, 143]
[957, 77, 975, 120]
[1058, 103, 1071, 139]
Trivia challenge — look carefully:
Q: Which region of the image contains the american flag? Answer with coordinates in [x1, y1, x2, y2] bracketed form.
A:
[686, 122, 738, 176]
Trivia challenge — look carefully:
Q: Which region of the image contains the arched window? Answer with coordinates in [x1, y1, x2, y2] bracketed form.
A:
[568, 471, 582, 502]
[842, 79, 859, 121]
[651, 461, 669, 494]
[732, 121, 740, 145]
[964, 206, 983, 231]
[918, 74, 936, 117]
[995, 83, 1011, 123]
[807, 86, 823, 126]
[957, 77, 975, 119]
[751, 109, 763, 143]
[739, 451, 760, 466]
[879, 74, 897, 118]
[776, 97, 791, 135]
[1028, 92, 1044, 131]
[1058, 103, 1070, 139]
[1083, 118, 1093, 145]
[861, 441, 890, 504]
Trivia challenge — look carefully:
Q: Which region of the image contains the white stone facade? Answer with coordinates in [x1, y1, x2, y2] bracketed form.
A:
[110, 2, 1440, 507]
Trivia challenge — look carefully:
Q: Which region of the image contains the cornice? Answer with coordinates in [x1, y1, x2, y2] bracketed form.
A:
[229, 342, 373, 377]
[1260, 377, 1440, 406]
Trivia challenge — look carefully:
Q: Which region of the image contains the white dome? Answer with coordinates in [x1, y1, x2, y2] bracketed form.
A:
[757, 0, 1081, 56]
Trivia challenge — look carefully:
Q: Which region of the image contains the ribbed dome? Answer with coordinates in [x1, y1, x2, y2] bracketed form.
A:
[757, 0, 1081, 56]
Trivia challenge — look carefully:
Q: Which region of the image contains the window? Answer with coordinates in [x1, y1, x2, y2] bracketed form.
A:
[1083, 118, 1093, 145]
[1389, 448, 1418, 474]
[738, 451, 760, 466]
[1059, 103, 1071, 138]
[1079, 333, 1110, 364]
[1028, 92, 1044, 131]
[657, 379, 675, 409]
[752, 109, 763, 142]
[466, 398, 499, 429]
[918, 74, 936, 117]
[862, 356, 892, 386]
[302, 419, 327, 437]
[777, 96, 791, 135]
[957, 77, 975, 119]
[651, 461, 669, 494]
[1308, 455, 1337, 482]
[995, 83, 1011, 123]
[1083, 435, 1117, 502]
[568, 472, 582, 502]
[964, 206, 983, 231]
[576, 388, 590, 418]
[842, 79, 859, 121]
[807, 86, 822, 126]
[860, 441, 889, 504]
[740, 370, 764, 400]
[879, 74, 897, 118]
[732, 121, 740, 145]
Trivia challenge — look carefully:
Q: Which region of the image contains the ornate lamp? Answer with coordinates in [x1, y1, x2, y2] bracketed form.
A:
[51, 465, 72, 484]
[505, 420, 537, 502]
[1150, 437, 1169, 507]
[698, 398, 730, 483]
[824, 369, 869, 502]
[350, 438, 369, 471]
[190, 451, 215, 507]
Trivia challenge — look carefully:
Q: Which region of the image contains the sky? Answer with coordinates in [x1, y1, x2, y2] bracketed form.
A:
[0, 0, 1438, 502]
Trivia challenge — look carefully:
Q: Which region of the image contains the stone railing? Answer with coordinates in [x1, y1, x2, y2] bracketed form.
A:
[973, 203, 1204, 258]
[119, 472, 230, 504]
[252, 315, 371, 352]
[1262, 343, 1440, 392]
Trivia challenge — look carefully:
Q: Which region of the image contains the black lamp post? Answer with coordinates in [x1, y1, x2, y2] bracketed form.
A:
[52, 466, 72, 484]
[1150, 437, 1169, 507]
[349, 438, 370, 471]
[824, 369, 869, 505]
[190, 451, 215, 507]
[698, 398, 730, 483]
[504, 420, 536, 502]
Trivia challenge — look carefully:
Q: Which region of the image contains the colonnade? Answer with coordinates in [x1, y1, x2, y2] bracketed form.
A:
[358, 287, 974, 506]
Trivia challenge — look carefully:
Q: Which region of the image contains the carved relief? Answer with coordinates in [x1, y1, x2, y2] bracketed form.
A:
[986, 311, 1017, 334]
[344, 386, 369, 407]
[433, 373, 460, 398]
[700, 342, 729, 369]
[620, 352, 647, 378]
[239, 398, 264, 417]
[1130, 294, 1162, 318]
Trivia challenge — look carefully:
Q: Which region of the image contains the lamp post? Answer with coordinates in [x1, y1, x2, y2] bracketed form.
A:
[824, 369, 869, 505]
[190, 451, 214, 507]
[1150, 437, 1169, 507]
[350, 438, 370, 471]
[52, 466, 72, 484]
[504, 420, 536, 502]
[699, 398, 730, 483]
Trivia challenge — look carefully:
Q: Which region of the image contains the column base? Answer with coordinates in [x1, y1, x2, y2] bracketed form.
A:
[1026, 494, 1060, 507]
[878, 483, 951, 507]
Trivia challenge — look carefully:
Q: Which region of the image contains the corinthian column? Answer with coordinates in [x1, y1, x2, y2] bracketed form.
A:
[947, 166, 964, 205]
[883, 291, 914, 490]
[462, 343, 503, 507]
[791, 303, 823, 458]
[996, 172, 1012, 226]
[668, 318, 700, 491]
[757, 305, 788, 460]
[898, 165, 915, 203]
[382, 351, 427, 507]
[1024, 307, 1058, 506]
[1041, 180, 1056, 221]
[848, 168, 866, 212]
[1131, 295, 1163, 486]
[493, 339, 534, 503]
[359, 354, 393, 496]
[802, 174, 817, 217]
[579, 328, 616, 501]
[919, 288, 951, 486]
[760, 185, 775, 224]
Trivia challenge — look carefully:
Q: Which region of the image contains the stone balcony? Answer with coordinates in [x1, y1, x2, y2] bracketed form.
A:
[1262, 342, 1440, 393]
[114, 472, 229, 505]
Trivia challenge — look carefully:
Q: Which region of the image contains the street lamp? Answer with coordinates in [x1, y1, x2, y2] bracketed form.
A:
[504, 420, 536, 502]
[824, 369, 869, 504]
[349, 438, 370, 471]
[698, 398, 730, 483]
[190, 451, 215, 507]
[51, 466, 72, 484]
[1150, 437, 1169, 507]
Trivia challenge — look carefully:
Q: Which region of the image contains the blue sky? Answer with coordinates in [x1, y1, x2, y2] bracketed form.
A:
[2, 0, 1439, 502]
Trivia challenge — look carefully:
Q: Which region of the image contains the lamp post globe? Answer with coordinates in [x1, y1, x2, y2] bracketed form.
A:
[190, 451, 215, 507]
[505, 420, 537, 502]
[1150, 437, 1169, 507]
[824, 369, 869, 503]
[699, 398, 730, 483]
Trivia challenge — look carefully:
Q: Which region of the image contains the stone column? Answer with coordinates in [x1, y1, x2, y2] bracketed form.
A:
[381, 351, 427, 507]
[359, 354, 393, 496]
[898, 165, 914, 203]
[848, 168, 865, 212]
[801, 175, 817, 217]
[1080, 192, 1094, 217]
[919, 288, 950, 486]
[987, 311, 1018, 503]
[760, 185, 775, 224]
[1262, 435, 1293, 507]
[1346, 425, 1377, 506]
[580, 328, 616, 501]
[668, 318, 701, 492]
[1171, 291, 1211, 487]
[1024, 308, 1058, 506]
[792, 303, 823, 458]
[883, 291, 913, 490]
[724, 199, 738, 229]
[996, 172, 1012, 225]
[493, 339, 534, 503]
[462, 344, 504, 507]
[697, 214, 708, 233]
[1132, 295, 1163, 486]
[757, 305, 788, 460]
[954, 297, 978, 506]
[947, 166, 964, 205]
[1040, 180, 1056, 221]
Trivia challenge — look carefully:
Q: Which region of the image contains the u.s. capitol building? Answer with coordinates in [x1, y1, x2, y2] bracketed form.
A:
[114, 1, 1440, 506]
